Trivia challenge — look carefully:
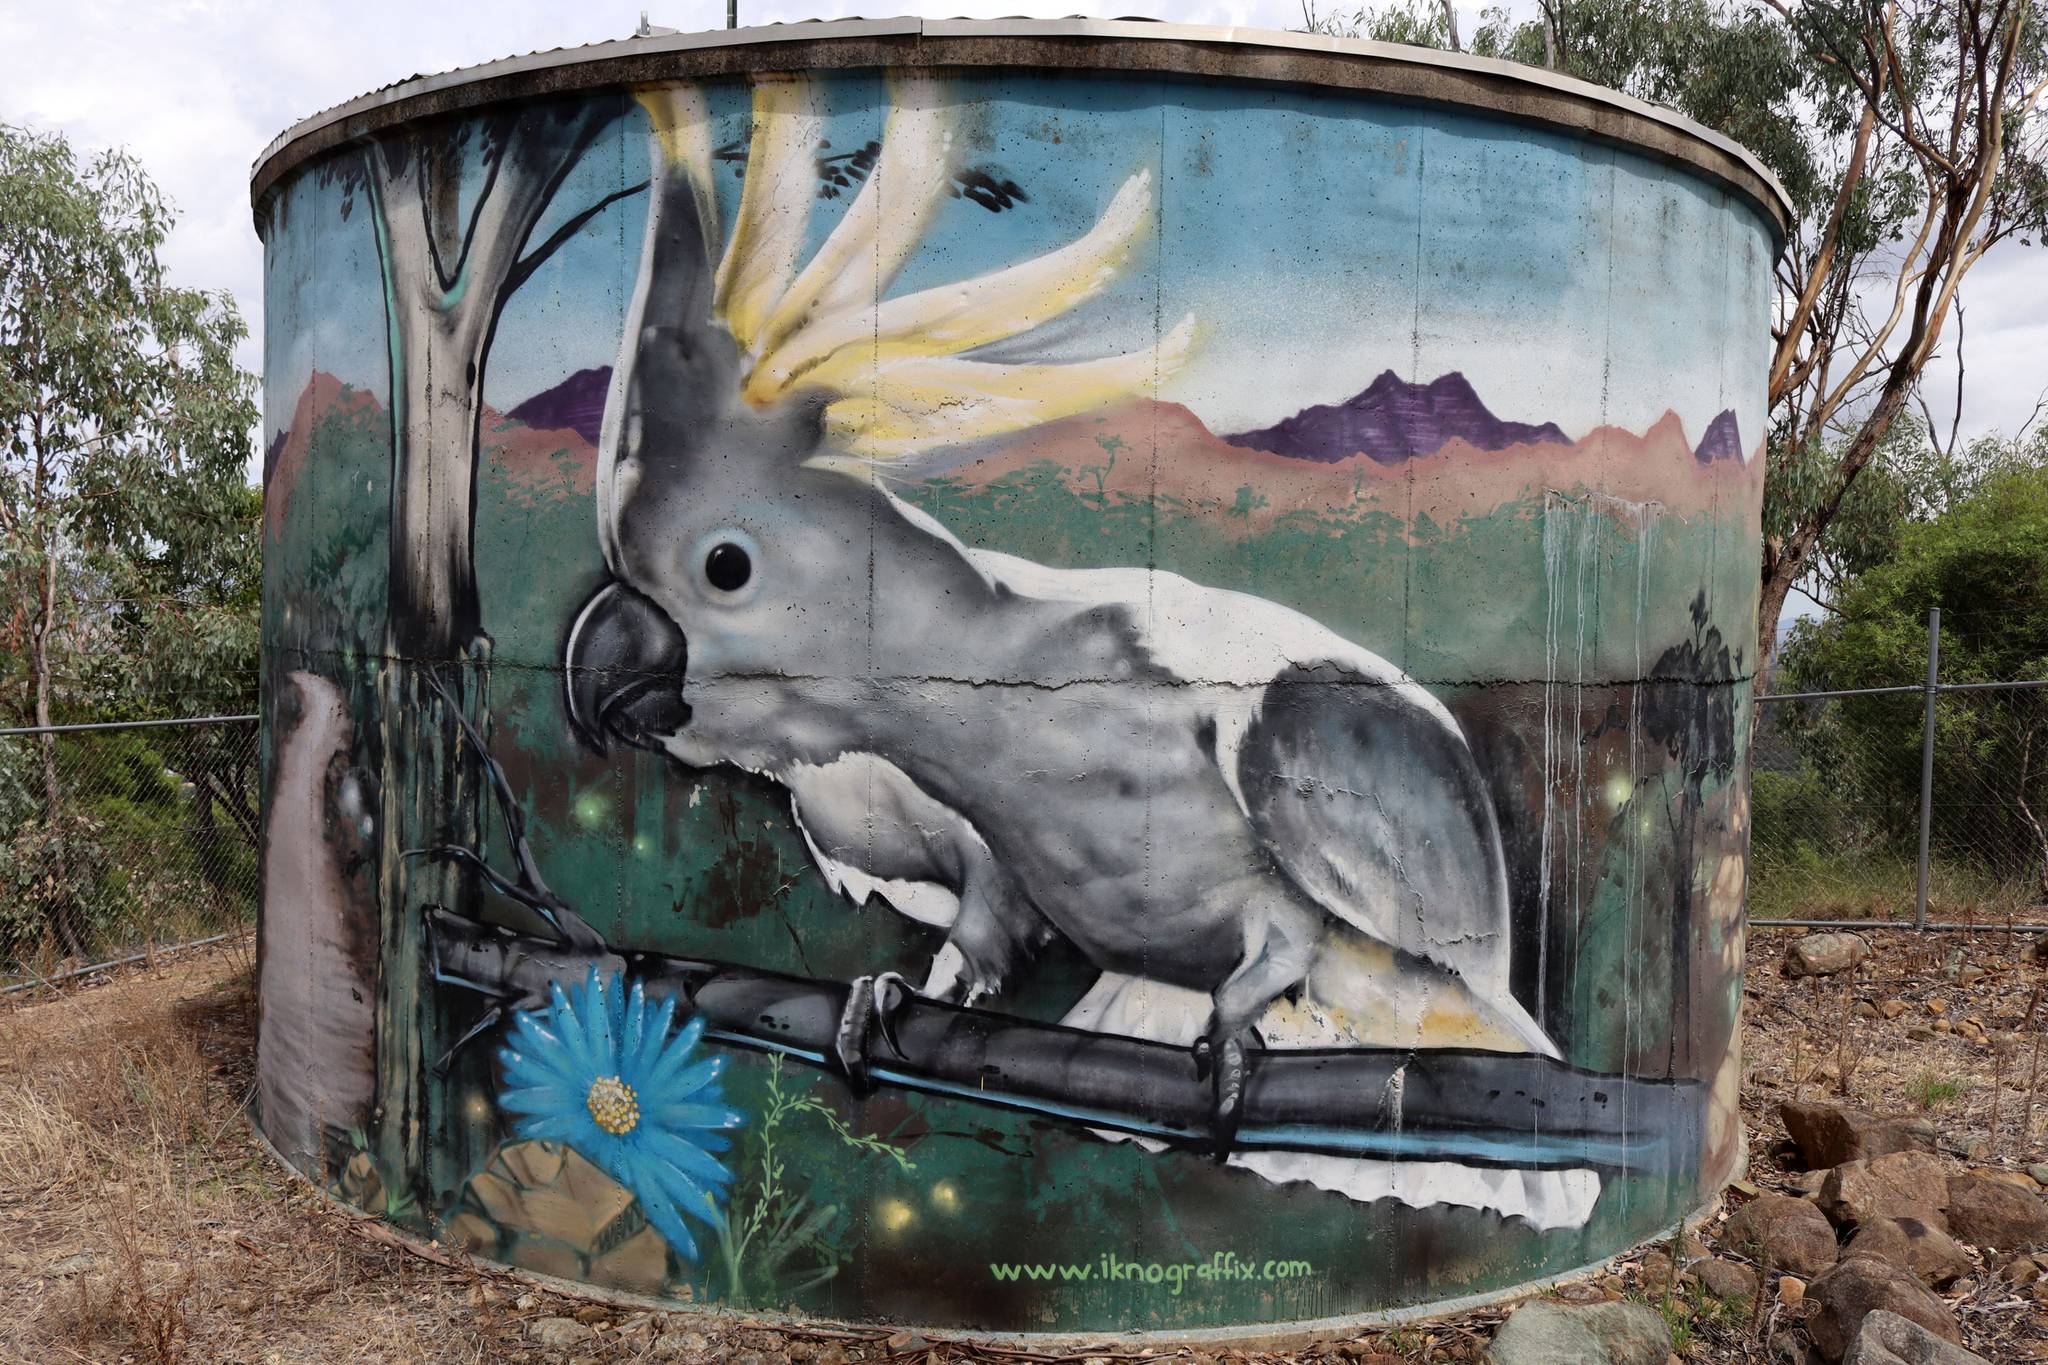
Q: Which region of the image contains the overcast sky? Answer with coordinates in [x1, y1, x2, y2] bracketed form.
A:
[1, 0, 2038, 454]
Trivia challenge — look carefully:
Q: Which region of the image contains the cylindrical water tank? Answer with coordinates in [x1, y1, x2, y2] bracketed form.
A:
[252, 20, 1786, 1335]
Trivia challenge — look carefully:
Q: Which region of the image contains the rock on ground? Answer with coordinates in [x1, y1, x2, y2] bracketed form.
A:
[1483, 1299, 1671, 1365]
[1723, 1193, 1842, 1277]
[652, 1331, 714, 1360]
[530, 1316, 595, 1348]
[1781, 1099, 1936, 1169]
[1943, 1173, 2048, 1250]
[1842, 1216, 1972, 1288]
[1694, 1256, 1760, 1300]
[1807, 1255, 1963, 1363]
[1784, 932, 1872, 978]
[1820, 1152, 1952, 1233]
[1839, 1309, 1990, 1365]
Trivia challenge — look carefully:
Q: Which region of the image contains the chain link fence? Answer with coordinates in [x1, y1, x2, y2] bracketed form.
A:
[1753, 610, 2048, 930]
[0, 715, 259, 991]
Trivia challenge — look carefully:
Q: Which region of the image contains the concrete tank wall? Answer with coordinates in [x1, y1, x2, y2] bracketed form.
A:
[254, 23, 1780, 1334]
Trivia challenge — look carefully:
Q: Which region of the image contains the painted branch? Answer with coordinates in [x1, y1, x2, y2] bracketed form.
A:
[429, 909, 1700, 1176]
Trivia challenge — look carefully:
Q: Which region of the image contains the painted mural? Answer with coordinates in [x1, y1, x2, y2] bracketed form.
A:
[256, 64, 1773, 1332]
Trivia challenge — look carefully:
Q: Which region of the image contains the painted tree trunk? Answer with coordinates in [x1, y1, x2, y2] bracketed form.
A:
[363, 147, 491, 1199]
[358, 106, 616, 1200]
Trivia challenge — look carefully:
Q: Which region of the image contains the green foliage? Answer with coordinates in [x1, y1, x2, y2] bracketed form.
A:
[1908, 1072, 1969, 1109]
[1766, 417, 1927, 600]
[1750, 765, 1847, 864]
[1772, 416, 2048, 620]
[1779, 460, 2048, 890]
[1786, 461, 2048, 687]
[1304, 0, 1460, 48]
[0, 121, 259, 722]
[712, 1054, 916, 1306]
[0, 121, 260, 964]
[0, 728, 256, 963]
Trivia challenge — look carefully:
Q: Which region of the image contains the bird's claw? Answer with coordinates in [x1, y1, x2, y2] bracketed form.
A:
[833, 971, 915, 1096]
[1192, 1031, 1251, 1162]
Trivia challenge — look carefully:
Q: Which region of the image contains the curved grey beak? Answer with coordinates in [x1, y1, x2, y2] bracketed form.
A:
[563, 580, 690, 754]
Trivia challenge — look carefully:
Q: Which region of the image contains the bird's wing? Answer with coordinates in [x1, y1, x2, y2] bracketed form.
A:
[1236, 661, 1517, 1003]
[791, 809, 962, 928]
[785, 755, 965, 930]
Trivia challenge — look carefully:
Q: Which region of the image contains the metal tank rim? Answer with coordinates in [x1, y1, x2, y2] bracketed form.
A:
[247, 16, 1793, 240]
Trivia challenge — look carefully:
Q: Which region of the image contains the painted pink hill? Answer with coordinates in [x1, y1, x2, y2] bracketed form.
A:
[265, 374, 598, 538]
[941, 399, 1760, 529]
[264, 372, 382, 540]
[481, 407, 597, 501]
[268, 370, 1757, 543]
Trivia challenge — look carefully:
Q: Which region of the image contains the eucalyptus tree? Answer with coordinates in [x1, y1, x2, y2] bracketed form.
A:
[1755, 0, 2048, 662]
[0, 122, 258, 955]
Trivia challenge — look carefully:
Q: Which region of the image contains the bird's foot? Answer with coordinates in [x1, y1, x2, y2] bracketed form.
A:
[1191, 1029, 1253, 1163]
[833, 971, 915, 1096]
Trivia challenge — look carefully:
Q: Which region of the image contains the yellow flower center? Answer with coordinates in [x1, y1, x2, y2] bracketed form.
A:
[586, 1075, 640, 1136]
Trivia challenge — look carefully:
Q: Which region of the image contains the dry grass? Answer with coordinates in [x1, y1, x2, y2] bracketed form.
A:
[0, 946, 1475, 1363]
[0, 943, 538, 1364]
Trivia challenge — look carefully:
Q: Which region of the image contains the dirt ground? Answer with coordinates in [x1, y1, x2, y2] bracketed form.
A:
[2, 930, 2044, 1364]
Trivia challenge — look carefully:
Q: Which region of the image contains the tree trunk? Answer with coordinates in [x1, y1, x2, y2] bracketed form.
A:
[1756, 378, 1917, 679]
[1754, 565, 1798, 689]
[372, 174, 497, 656]
[2017, 721, 2048, 902]
[367, 189, 495, 1204]
[371, 655, 486, 1205]
[33, 551, 84, 959]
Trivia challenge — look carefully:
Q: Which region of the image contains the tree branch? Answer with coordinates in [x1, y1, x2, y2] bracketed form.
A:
[1770, 94, 1881, 406]
[426, 909, 1699, 1175]
[501, 180, 649, 301]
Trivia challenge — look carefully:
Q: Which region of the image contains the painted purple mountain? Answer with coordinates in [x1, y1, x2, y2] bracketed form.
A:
[1693, 409, 1744, 464]
[1223, 370, 1570, 464]
[508, 366, 612, 447]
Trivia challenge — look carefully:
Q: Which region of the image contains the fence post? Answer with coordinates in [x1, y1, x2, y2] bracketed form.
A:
[1914, 607, 1942, 931]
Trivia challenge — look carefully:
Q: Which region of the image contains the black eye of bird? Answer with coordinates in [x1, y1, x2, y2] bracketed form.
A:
[704, 541, 752, 593]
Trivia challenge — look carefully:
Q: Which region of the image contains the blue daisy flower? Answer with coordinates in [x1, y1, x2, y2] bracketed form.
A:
[498, 969, 745, 1261]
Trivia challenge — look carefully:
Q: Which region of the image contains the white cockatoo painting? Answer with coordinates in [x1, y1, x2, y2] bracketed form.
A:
[561, 71, 1599, 1231]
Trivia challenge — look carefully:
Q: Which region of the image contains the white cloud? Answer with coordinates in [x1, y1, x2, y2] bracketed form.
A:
[1911, 238, 2048, 447]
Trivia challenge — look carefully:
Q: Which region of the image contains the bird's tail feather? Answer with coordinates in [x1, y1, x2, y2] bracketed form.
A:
[1059, 972, 1601, 1232]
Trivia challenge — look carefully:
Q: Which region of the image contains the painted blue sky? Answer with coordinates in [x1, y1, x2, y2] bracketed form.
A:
[262, 68, 1774, 460]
